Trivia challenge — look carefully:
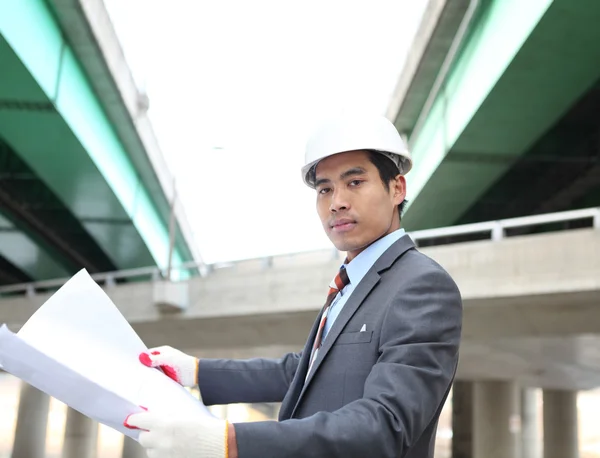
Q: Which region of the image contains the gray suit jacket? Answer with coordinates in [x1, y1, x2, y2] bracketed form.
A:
[199, 235, 462, 457]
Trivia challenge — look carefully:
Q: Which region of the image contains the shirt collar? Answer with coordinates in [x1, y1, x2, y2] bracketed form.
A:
[342, 228, 406, 287]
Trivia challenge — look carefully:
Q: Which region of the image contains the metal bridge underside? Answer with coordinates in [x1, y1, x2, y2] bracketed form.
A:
[0, 137, 116, 284]
[459, 74, 600, 224]
[401, 0, 600, 231]
[0, 0, 192, 284]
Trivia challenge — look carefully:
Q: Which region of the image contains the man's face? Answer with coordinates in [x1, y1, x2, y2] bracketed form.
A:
[314, 150, 406, 261]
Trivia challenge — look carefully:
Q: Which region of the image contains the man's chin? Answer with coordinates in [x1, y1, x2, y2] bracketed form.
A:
[327, 235, 358, 254]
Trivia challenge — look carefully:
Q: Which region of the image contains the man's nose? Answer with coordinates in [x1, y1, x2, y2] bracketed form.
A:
[329, 188, 350, 212]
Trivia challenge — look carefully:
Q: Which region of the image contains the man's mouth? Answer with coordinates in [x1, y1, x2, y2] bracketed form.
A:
[331, 219, 357, 232]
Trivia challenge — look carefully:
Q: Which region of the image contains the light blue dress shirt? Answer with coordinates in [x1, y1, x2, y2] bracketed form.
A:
[322, 228, 406, 341]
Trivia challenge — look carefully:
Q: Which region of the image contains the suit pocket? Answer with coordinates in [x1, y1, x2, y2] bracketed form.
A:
[336, 330, 373, 345]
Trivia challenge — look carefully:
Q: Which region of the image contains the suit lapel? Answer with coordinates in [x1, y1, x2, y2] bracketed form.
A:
[371, 233, 416, 274]
[290, 234, 417, 417]
[279, 307, 323, 419]
[291, 272, 380, 416]
[305, 274, 379, 383]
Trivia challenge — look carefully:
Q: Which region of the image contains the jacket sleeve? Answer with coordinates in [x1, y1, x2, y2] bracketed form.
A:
[233, 264, 462, 458]
[198, 351, 302, 405]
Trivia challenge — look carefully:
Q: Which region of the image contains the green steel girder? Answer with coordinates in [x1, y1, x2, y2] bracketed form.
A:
[402, 0, 600, 230]
[0, 0, 187, 277]
[458, 76, 600, 223]
[46, 0, 197, 269]
[0, 135, 118, 279]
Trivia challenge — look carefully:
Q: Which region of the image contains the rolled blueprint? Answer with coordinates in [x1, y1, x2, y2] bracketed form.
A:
[0, 269, 212, 440]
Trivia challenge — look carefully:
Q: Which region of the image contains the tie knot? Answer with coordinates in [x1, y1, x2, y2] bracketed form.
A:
[331, 266, 350, 293]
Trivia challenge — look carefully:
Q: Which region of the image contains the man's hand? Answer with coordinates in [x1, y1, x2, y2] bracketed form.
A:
[124, 409, 228, 458]
[139, 346, 198, 387]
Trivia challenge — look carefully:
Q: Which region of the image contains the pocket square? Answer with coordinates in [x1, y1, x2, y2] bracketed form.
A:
[360, 324, 367, 332]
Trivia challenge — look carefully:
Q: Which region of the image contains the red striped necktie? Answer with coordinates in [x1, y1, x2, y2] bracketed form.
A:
[307, 266, 350, 377]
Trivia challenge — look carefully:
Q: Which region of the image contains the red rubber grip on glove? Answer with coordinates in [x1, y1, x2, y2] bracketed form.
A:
[139, 352, 179, 383]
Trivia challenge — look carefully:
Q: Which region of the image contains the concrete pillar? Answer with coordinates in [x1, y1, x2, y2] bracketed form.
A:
[121, 436, 146, 458]
[62, 408, 98, 458]
[543, 389, 579, 458]
[521, 388, 541, 458]
[473, 380, 520, 458]
[11, 382, 50, 458]
[452, 381, 474, 458]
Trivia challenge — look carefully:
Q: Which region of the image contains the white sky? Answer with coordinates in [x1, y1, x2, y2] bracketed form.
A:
[103, 0, 427, 264]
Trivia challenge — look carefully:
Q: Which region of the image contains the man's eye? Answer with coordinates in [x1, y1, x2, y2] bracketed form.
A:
[319, 188, 331, 195]
[349, 180, 362, 186]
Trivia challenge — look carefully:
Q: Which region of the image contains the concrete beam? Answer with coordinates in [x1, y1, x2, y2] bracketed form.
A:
[2, 229, 600, 389]
[3, 229, 599, 338]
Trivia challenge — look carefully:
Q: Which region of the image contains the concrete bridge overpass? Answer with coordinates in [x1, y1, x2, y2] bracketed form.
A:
[2, 207, 599, 392]
[387, 0, 600, 232]
[0, 0, 202, 284]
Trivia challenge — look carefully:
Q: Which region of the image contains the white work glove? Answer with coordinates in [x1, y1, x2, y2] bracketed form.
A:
[124, 409, 228, 458]
[139, 345, 198, 387]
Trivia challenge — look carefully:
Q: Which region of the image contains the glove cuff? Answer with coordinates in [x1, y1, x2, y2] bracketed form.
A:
[179, 356, 199, 387]
[197, 419, 228, 457]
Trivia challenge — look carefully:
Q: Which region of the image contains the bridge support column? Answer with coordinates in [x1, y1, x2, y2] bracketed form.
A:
[452, 381, 473, 458]
[473, 380, 520, 458]
[11, 382, 50, 458]
[521, 387, 541, 458]
[543, 389, 579, 458]
[62, 408, 98, 458]
[121, 436, 146, 458]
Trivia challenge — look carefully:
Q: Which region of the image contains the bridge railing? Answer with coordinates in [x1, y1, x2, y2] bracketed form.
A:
[1, 206, 598, 296]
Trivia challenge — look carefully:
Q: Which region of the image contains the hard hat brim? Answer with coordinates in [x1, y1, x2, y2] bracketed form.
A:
[301, 149, 412, 188]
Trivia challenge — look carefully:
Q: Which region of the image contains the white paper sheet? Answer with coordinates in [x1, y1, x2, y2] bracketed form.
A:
[0, 269, 212, 439]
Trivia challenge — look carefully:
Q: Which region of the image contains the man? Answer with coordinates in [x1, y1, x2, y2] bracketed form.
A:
[125, 114, 462, 458]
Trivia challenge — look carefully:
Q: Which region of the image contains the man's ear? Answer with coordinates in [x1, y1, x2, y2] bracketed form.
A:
[392, 175, 407, 206]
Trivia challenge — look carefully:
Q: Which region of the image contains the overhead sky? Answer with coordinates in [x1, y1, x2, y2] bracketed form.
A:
[103, 0, 427, 264]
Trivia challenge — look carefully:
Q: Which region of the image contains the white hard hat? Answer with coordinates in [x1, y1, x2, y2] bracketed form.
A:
[301, 114, 412, 188]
